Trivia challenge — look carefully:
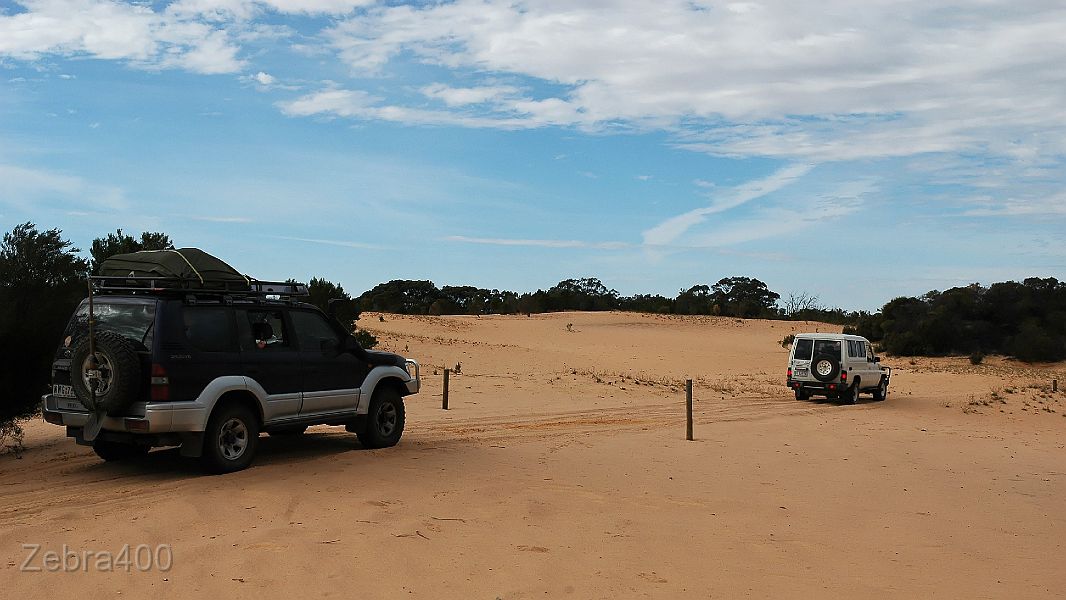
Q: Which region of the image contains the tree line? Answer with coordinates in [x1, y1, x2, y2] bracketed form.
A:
[846, 279, 1066, 363]
[3, 221, 1065, 433]
[354, 276, 790, 319]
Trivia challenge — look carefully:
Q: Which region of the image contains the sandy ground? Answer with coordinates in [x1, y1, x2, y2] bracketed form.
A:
[2, 311, 1064, 598]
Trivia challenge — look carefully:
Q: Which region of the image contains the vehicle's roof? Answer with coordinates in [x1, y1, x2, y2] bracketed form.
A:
[794, 332, 868, 341]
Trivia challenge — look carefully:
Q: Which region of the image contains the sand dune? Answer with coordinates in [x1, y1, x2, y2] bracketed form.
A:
[3, 311, 1064, 598]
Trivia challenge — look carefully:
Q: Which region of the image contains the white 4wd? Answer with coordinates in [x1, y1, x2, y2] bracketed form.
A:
[786, 333, 891, 404]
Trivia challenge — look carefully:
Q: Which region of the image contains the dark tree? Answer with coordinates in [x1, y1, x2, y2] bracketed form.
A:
[545, 278, 619, 311]
[0, 223, 90, 423]
[709, 277, 780, 318]
[306, 277, 361, 328]
[89, 229, 173, 272]
[356, 280, 443, 314]
[674, 285, 712, 315]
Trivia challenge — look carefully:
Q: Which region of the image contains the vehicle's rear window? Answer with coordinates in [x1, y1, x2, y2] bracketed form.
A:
[793, 338, 813, 360]
[813, 339, 841, 358]
[64, 299, 157, 350]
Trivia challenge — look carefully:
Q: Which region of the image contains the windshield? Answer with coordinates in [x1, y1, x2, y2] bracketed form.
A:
[63, 298, 157, 351]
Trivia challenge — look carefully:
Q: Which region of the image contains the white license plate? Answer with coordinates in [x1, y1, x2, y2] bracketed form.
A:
[53, 384, 75, 398]
[794, 368, 809, 377]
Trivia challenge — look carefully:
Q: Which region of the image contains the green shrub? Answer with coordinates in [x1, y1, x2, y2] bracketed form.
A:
[969, 351, 985, 365]
[353, 329, 378, 350]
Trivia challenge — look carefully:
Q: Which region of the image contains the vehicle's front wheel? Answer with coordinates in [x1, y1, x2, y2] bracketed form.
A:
[873, 378, 888, 402]
[92, 440, 150, 462]
[201, 403, 260, 474]
[357, 387, 405, 449]
[843, 381, 860, 405]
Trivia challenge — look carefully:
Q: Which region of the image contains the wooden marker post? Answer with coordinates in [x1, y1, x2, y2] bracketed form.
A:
[443, 368, 450, 410]
[1054, 379, 1058, 393]
[686, 379, 693, 441]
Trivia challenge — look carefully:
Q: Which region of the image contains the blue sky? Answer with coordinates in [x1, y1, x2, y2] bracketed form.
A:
[2, 0, 1065, 311]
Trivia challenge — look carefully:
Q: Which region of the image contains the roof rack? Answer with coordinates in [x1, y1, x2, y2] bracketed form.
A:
[89, 275, 309, 298]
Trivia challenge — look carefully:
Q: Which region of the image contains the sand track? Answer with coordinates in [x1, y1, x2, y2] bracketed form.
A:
[3, 311, 1064, 598]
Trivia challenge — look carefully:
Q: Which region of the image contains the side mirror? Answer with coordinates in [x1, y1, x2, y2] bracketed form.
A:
[874, 356, 881, 362]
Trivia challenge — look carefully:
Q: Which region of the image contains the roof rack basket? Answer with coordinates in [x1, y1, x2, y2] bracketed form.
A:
[89, 275, 309, 298]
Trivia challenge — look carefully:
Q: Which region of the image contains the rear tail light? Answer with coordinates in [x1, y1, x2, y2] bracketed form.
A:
[840, 371, 848, 383]
[150, 363, 170, 401]
[787, 367, 793, 379]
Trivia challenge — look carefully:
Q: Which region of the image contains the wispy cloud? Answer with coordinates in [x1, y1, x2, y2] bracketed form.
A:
[0, 163, 126, 212]
[962, 193, 1066, 217]
[445, 235, 629, 250]
[642, 163, 813, 246]
[273, 235, 385, 250]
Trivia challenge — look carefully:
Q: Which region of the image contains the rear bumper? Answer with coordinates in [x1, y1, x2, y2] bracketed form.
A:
[786, 379, 847, 394]
[41, 394, 209, 434]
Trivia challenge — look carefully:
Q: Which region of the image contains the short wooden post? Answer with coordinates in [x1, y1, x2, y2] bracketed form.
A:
[443, 368, 450, 410]
[1054, 379, 1058, 393]
[685, 379, 693, 441]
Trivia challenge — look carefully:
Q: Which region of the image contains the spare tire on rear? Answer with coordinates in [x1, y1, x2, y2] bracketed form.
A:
[811, 354, 840, 382]
[71, 331, 142, 415]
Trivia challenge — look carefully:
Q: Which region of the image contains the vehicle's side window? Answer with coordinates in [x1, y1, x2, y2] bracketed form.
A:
[291, 310, 341, 351]
[793, 338, 813, 360]
[848, 340, 866, 359]
[183, 306, 236, 352]
[246, 310, 290, 350]
[867, 342, 876, 361]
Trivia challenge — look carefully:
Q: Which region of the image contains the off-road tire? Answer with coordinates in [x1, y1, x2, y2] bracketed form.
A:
[843, 381, 860, 405]
[200, 403, 260, 474]
[71, 331, 141, 415]
[92, 440, 150, 462]
[873, 377, 888, 402]
[357, 387, 405, 449]
[811, 354, 840, 382]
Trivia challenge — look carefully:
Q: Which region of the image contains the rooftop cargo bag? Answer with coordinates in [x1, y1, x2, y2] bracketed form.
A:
[99, 248, 251, 291]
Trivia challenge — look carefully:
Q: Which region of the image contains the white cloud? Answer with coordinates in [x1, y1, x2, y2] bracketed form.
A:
[682, 180, 874, 248]
[253, 71, 275, 85]
[642, 163, 813, 246]
[167, 0, 375, 18]
[0, 0, 246, 74]
[318, 0, 1066, 162]
[277, 87, 539, 128]
[420, 83, 518, 107]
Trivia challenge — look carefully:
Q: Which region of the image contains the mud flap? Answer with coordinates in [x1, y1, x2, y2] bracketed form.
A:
[82, 412, 103, 442]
